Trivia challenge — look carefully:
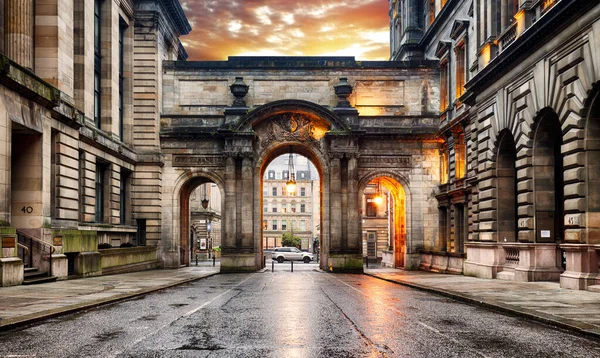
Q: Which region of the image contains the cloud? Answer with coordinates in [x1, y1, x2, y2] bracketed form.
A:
[180, 0, 390, 61]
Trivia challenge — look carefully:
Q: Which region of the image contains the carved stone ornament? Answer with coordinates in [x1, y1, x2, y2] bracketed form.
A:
[259, 113, 320, 148]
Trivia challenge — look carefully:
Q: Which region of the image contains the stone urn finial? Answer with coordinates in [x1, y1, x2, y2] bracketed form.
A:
[230, 77, 249, 107]
[334, 77, 353, 108]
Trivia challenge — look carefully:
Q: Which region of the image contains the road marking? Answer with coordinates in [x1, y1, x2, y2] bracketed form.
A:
[330, 275, 491, 358]
[183, 274, 254, 317]
[110, 274, 256, 357]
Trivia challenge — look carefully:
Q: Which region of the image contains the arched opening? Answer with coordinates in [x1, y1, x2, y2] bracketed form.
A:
[586, 88, 600, 242]
[258, 143, 325, 268]
[261, 152, 321, 265]
[359, 176, 406, 268]
[533, 110, 564, 243]
[179, 176, 224, 267]
[497, 130, 518, 242]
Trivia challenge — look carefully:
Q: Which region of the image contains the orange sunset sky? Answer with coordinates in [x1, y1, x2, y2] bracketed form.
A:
[179, 0, 391, 61]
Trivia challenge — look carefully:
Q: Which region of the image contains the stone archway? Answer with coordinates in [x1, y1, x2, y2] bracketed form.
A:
[358, 172, 410, 268]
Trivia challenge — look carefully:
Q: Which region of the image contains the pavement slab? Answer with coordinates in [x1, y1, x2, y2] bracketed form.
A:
[0, 265, 219, 331]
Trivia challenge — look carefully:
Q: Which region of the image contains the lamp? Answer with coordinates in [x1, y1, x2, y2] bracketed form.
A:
[201, 184, 209, 209]
[286, 148, 296, 194]
[373, 179, 384, 206]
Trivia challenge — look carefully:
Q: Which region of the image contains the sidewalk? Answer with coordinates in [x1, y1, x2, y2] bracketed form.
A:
[0, 264, 219, 331]
[365, 267, 600, 339]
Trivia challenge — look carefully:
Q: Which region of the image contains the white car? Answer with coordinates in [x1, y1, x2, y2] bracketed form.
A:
[271, 247, 314, 263]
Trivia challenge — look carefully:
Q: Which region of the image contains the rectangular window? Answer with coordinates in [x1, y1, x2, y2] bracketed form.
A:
[268, 170, 275, 179]
[272, 206, 277, 213]
[300, 204, 306, 213]
[300, 220, 306, 231]
[291, 204, 296, 213]
[94, 0, 102, 129]
[120, 169, 130, 225]
[300, 187, 306, 197]
[136, 219, 147, 246]
[118, 19, 127, 141]
[263, 203, 268, 212]
[282, 170, 289, 180]
[455, 137, 466, 179]
[455, 42, 466, 99]
[440, 59, 449, 112]
[272, 187, 277, 196]
[281, 220, 287, 231]
[263, 220, 267, 230]
[263, 188, 268, 196]
[272, 220, 278, 231]
[366, 199, 378, 217]
[282, 203, 287, 213]
[95, 162, 106, 223]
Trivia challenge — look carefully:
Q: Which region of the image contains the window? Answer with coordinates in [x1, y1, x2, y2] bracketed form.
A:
[366, 198, 377, 217]
[281, 220, 287, 231]
[291, 220, 296, 230]
[455, 134, 466, 179]
[300, 220, 306, 231]
[455, 42, 466, 100]
[263, 220, 267, 230]
[268, 170, 275, 179]
[300, 187, 306, 197]
[263, 203, 268, 212]
[282, 203, 287, 213]
[291, 204, 296, 213]
[136, 219, 147, 246]
[95, 162, 107, 223]
[118, 19, 127, 141]
[283, 170, 289, 180]
[263, 188, 268, 196]
[440, 59, 449, 112]
[94, 0, 102, 129]
[272, 220, 278, 230]
[300, 203, 306, 213]
[428, 0, 435, 26]
[440, 147, 449, 184]
[272, 205, 277, 213]
[120, 169, 130, 224]
[272, 187, 277, 196]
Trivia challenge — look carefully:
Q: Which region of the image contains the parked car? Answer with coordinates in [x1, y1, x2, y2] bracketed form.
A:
[271, 247, 314, 263]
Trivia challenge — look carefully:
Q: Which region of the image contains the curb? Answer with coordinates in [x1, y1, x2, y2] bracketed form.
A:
[0, 271, 220, 332]
[364, 272, 600, 340]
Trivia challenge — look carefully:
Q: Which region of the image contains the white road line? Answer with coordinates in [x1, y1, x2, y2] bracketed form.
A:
[183, 274, 254, 317]
[110, 274, 256, 357]
[330, 275, 491, 358]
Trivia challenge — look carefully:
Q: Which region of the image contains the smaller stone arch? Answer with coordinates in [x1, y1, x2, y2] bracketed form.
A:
[496, 129, 518, 243]
[358, 171, 412, 268]
[166, 169, 226, 268]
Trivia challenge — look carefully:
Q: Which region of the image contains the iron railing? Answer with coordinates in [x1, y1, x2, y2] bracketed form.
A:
[17, 230, 56, 277]
[504, 246, 520, 266]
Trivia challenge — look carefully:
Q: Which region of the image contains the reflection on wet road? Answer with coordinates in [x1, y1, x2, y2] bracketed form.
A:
[1, 271, 599, 357]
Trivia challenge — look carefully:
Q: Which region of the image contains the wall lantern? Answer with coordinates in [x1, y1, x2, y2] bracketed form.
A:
[373, 179, 384, 206]
[286, 149, 296, 194]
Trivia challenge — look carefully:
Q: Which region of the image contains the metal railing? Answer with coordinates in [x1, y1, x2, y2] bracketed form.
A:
[16, 230, 56, 277]
[504, 246, 520, 266]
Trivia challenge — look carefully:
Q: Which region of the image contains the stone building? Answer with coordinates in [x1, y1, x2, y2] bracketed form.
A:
[262, 154, 319, 251]
[189, 183, 221, 255]
[0, 0, 189, 286]
[390, 0, 600, 290]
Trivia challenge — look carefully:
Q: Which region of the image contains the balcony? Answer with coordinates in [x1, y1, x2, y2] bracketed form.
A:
[498, 22, 517, 54]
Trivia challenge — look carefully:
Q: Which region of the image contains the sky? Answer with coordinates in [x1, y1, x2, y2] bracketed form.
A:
[179, 0, 391, 61]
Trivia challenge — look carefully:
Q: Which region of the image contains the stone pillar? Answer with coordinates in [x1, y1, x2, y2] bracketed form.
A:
[224, 155, 237, 249]
[329, 155, 342, 252]
[241, 155, 253, 249]
[5, 0, 34, 69]
[347, 154, 360, 251]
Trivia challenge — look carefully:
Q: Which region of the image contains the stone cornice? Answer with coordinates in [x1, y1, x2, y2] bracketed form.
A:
[0, 55, 59, 109]
[464, 0, 595, 102]
[159, 0, 191, 35]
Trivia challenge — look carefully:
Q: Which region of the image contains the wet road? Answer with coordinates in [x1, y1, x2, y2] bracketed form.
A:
[2, 268, 599, 357]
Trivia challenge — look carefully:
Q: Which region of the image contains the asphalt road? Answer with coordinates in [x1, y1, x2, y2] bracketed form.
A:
[1, 269, 599, 357]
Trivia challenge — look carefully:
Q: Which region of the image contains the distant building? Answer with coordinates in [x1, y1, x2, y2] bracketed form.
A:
[189, 184, 222, 254]
[262, 155, 320, 250]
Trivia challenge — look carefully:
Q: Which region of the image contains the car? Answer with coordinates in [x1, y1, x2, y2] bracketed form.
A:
[271, 247, 314, 263]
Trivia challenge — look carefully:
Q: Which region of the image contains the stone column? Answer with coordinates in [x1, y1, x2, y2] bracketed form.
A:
[346, 154, 360, 251]
[329, 154, 342, 252]
[240, 155, 254, 249]
[224, 155, 237, 249]
[5, 0, 34, 69]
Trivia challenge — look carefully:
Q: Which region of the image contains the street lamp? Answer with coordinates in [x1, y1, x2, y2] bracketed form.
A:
[374, 179, 384, 206]
[286, 149, 296, 194]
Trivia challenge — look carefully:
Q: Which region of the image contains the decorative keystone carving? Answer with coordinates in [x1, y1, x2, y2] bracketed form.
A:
[334, 77, 353, 108]
[230, 77, 249, 107]
[259, 113, 321, 149]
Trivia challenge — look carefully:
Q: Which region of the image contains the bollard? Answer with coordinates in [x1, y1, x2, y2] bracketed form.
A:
[195, 253, 198, 266]
[291, 260, 293, 272]
[272, 260, 274, 272]
[263, 255, 266, 268]
[366, 257, 368, 268]
[212, 255, 216, 267]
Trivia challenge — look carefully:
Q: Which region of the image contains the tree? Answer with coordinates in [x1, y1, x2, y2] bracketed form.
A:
[281, 231, 301, 248]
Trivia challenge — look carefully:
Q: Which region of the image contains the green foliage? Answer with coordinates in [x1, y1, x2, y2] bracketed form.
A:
[281, 232, 301, 248]
[212, 246, 221, 252]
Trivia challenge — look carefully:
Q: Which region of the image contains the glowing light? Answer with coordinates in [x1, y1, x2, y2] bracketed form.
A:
[286, 180, 296, 194]
[374, 195, 384, 205]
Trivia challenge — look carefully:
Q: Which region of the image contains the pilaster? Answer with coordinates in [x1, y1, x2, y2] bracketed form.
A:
[5, 0, 33, 69]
